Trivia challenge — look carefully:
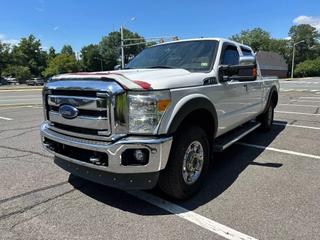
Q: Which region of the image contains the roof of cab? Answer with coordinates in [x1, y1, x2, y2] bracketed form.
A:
[153, 37, 253, 51]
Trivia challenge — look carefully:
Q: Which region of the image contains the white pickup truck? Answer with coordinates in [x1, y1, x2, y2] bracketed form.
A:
[41, 38, 279, 199]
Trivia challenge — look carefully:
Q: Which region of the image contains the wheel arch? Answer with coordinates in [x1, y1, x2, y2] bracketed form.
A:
[264, 86, 278, 113]
[166, 95, 218, 141]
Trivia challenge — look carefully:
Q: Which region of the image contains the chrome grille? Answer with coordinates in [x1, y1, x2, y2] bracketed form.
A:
[47, 92, 111, 140]
[43, 80, 127, 141]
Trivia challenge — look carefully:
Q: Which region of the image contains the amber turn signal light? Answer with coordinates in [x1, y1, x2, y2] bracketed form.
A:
[157, 99, 171, 112]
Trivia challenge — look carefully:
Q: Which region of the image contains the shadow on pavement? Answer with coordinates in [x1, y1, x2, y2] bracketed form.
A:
[69, 123, 286, 215]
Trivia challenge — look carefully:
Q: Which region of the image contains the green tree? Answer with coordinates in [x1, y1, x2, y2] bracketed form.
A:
[48, 47, 56, 60]
[269, 38, 290, 62]
[11, 35, 47, 77]
[43, 54, 78, 78]
[99, 28, 146, 70]
[294, 57, 320, 77]
[2, 65, 32, 83]
[99, 31, 122, 70]
[80, 44, 102, 71]
[61, 45, 75, 57]
[0, 41, 11, 76]
[288, 24, 320, 64]
[230, 28, 271, 52]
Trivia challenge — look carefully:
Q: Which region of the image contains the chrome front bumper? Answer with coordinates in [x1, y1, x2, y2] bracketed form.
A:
[41, 122, 173, 174]
[41, 122, 172, 189]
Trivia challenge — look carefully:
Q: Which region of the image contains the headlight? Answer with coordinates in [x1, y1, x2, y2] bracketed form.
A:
[128, 90, 171, 134]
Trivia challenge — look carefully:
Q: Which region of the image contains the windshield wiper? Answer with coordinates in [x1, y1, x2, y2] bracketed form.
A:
[147, 65, 174, 69]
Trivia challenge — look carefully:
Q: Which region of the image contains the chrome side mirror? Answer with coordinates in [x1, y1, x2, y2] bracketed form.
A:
[239, 56, 256, 66]
[219, 55, 257, 82]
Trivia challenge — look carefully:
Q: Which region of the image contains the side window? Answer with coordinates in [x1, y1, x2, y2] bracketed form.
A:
[241, 47, 253, 56]
[221, 45, 239, 65]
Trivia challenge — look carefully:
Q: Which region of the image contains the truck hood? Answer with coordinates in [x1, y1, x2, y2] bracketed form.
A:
[51, 69, 208, 90]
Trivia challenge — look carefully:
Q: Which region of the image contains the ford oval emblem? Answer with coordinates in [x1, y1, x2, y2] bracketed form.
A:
[59, 105, 79, 119]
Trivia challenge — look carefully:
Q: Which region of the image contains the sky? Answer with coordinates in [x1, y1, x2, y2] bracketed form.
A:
[0, 0, 320, 52]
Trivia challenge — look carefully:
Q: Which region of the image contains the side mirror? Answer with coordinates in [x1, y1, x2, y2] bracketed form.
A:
[219, 56, 257, 82]
[239, 56, 256, 66]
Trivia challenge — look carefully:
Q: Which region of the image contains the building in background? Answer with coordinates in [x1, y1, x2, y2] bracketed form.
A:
[256, 51, 288, 78]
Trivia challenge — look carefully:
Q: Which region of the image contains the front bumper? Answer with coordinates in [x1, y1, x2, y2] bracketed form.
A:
[40, 122, 172, 189]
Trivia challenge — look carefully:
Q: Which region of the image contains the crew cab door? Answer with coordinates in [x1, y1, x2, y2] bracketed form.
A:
[215, 43, 250, 133]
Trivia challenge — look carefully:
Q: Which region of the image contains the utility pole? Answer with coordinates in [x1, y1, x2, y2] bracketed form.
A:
[291, 40, 305, 79]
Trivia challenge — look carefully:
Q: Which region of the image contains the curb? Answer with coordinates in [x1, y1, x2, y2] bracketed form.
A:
[0, 86, 43, 91]
[0, 88, 42, 92]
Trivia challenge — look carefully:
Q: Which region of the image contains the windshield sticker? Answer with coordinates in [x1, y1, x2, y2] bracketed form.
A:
[201, 62, 208, 67]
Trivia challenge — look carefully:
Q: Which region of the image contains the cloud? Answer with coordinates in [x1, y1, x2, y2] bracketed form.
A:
[0, 34, 19, 45]
[34, 0, 45, 12]
[293, 15, 320, 30]
[53, 26, 59, 31]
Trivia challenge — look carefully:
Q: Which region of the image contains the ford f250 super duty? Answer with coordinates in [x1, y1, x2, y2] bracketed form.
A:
[40, 38, 279, 199]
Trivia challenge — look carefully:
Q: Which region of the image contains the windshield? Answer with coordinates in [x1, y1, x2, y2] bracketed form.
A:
[126, 40, 218, 72]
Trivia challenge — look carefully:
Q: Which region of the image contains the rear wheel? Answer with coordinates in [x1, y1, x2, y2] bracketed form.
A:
[258, 104, 274, 132]
[158, 125, 210, 200]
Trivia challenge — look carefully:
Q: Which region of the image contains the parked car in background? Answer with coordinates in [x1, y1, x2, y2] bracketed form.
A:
[0, 78, 8, 86]
[1, 77, 18, 85]
[26, 78, 45, 86]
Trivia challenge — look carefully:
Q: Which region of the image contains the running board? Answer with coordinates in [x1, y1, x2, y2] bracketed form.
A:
[213, 121, 261, 152]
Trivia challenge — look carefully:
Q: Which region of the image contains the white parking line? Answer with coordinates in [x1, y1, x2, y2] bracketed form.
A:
[279, 104, 319, 108]
[238, 142, 320, 160]
[300, 97, 320, 100]
[0, 116, 13, 121]
[291, 99, 320, 103]
[281, 89, 320, 93]
[127, 190, 258, 240]
[275, 111, 320, 116]
[273, 122, 320, 130]
[281, 81, 320, 84]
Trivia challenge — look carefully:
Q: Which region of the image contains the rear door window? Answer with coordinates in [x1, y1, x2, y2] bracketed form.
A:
[241, 47, 253, 56]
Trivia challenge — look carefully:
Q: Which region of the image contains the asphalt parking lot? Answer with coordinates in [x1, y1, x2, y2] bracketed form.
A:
[0, 78, 320, 240]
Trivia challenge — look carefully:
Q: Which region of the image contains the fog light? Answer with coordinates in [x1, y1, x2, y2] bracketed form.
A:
[121, 149, 149, 166]
[134, 149, 146, 162]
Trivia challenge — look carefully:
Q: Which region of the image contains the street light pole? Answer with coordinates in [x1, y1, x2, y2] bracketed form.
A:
[120, 25, 125, 69]
[120, 17, 136, 69]
[291, 45, 296, 79]
[291, 40, 305, 79]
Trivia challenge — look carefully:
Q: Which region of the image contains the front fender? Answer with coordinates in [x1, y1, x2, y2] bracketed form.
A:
[164, 94, 218, 137]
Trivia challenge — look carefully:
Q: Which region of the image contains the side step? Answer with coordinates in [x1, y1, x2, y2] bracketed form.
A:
[213, 121, 261, 152]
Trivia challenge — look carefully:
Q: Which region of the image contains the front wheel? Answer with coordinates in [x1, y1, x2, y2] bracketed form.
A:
[258, 104, 274, 132]
[158, 125, 210, 200]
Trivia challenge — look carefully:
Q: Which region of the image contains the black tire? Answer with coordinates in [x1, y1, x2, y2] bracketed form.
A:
[258, 104, 274, 132]
[158, 125, 210, 200]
